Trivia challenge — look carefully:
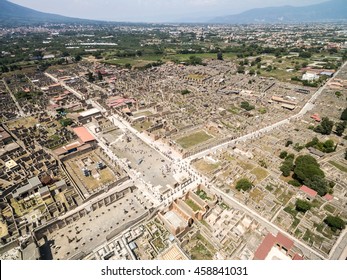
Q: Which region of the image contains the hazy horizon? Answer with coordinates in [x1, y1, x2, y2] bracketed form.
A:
[8, 0, 328, 23]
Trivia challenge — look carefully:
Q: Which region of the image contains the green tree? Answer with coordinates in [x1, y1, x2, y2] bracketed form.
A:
[305, 137, 319, 148]
[62, 51, 70, 57]
[188, 56, 203, 66]
[181, 89, 191, 95]
[340, 108, 347, 121]
[236, 179, 253, 192]
[280, 164, 291, 177]
[217, 51, 223, 61]
[237, 65, 245, 74]
[299, 51, 312, 58]
[294, 155, 325, 184]
[314, 117, 334, 135]
[74, 54, 82, 62]
[60, 118, 73, 127]
[280, 155, 294, 177]
[335, 91, 342, 98]
[295, 199, 311, 213]
[335, 121, 346, 136]
[303, 175, 328, 196]
[33, 50, 43, 60]
[279, 151, 288, 159]
[285, 140, 293, 147]
[324, 216, 345, 231]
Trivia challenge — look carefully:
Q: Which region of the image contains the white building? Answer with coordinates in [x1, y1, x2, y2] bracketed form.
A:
[302, 72, 319, 81]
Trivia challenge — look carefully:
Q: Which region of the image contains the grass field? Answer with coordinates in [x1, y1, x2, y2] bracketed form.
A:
[176, 131, 213, 149]
[193, 159, 220, 174]
[238, 160, 255, 171]
[251, 167, 269, 182]
[249, 188, 265, 203]
[329, 161, 347, 173]
[132, 110, 153, 118]
[7, 116, 37, 129]
[185, 199, 201, 212]
[134, 121, 152, 132]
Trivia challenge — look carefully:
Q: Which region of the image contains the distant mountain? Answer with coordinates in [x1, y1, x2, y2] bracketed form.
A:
[0, 0, 98, 26]
[210, 0, 347, 24]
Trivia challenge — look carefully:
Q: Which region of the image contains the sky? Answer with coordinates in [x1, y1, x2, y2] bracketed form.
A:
[9, 0, 328, 22]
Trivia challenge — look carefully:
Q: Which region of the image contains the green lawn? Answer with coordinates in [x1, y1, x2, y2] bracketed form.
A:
[329, 161, 347, 173]
[185, 199, 201, 212]
[250, 167, 269, 182]
[176, 131, 213, 149]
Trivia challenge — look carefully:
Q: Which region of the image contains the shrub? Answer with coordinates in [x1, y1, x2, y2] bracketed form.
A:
[295, 199, 311, 213]
[324, 216, 345, 231]
[279, 151, 288, 159]
[235, 179, 253, 192]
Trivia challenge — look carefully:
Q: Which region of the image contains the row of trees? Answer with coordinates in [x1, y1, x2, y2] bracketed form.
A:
[305, 137, 336, 153]
[314, 117, 346, 137]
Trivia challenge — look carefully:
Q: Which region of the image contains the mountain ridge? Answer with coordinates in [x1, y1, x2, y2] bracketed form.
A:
[0, 0, 99, 25]
[210, 0, 347, 24]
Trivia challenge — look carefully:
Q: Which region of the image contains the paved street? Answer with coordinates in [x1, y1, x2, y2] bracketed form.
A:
[44, 63, 347, 260]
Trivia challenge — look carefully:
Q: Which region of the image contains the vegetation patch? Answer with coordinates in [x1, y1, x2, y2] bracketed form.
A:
[250, 167, 269, 182]
[196, 190, 211, 200]
[185, 199, 201, 212]
[324, 215, 345, 232]
[193, 160, 220, 174]
[235, 178, 253, 192]
[295, 199, 312, 213]
[176, 131, 213, 149]
[328, 161, 347, 173]
[305, 137, 335, 153]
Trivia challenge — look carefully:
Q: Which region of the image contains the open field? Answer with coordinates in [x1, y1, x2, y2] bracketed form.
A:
[176, 131, 213, 149]
[193, 159, 220, 174]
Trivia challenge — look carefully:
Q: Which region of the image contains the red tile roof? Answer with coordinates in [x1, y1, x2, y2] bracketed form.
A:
[310, 114, 321, 122]
[73, 127, 95, 143]
[254, 233, 296, 260]
[254, 233, 276, 260]
[276, 233, 294, 251]
[300, 185, 317, 198]
[293, 254, 304, 260]
[323, 194, 333, 201]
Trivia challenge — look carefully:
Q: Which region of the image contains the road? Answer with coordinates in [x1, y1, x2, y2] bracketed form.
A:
[329, 228, 347, 260]
[2, 78, 25, 117]
[185, 60, 347, 161]
[105, 113, 327, 259]
[44, 72, 84, 100]
[46, 62, 347, 260]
